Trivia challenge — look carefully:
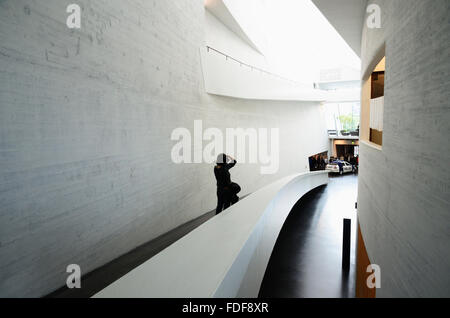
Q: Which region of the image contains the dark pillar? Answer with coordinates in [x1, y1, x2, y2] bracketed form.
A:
[342, 218, 351, 271]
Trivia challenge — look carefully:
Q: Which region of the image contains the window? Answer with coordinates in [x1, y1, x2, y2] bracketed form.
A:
[361, 56, 385, 147]
[325, 102, 361, 136]
[369, 59, 385, 146]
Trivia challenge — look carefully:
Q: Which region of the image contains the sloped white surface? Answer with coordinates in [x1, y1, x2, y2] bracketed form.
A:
[94, 171, 328, 298]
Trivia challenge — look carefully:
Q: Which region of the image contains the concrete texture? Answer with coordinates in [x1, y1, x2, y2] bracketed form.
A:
[48, 208, 217, 298]
[0, 0, 328, 297]
[358, 0, 450, 297]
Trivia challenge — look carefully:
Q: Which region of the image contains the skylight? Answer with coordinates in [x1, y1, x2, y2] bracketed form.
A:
[224, 0, 361, 83]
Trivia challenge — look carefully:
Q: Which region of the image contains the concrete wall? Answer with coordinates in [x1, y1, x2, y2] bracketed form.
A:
[0, 0, 328, 297]
[358, 0, 450, 297]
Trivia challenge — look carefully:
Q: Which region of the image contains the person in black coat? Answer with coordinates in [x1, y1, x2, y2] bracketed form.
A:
[310, 156, 317, 171]
[319, 156, 325, 170]
[214, 153, 238, 215]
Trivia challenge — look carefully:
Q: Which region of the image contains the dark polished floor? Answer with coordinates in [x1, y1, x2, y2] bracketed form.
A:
[259, 173, 358, 298]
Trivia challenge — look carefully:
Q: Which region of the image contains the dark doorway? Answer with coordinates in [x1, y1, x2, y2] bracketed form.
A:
[336, 145, 356, 159]
[308, 151, 328, 172]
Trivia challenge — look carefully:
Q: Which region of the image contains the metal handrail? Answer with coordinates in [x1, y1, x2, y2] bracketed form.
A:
[206, 46, 312, 88]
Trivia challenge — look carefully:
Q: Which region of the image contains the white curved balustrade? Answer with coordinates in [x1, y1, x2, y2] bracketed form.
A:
[200, 47, 328, 102]
[93, 171, 329, 298]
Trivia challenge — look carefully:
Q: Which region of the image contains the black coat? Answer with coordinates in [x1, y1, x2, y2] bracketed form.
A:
[214, 160, 236, 188]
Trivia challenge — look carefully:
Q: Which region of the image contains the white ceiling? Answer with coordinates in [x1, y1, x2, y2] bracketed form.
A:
[311, 0, 367, 57]
[205, 0, 263, 54]
[204, 0, 363, 83]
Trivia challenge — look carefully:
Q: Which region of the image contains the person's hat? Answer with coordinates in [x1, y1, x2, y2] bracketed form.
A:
[216, 153, 227, 165]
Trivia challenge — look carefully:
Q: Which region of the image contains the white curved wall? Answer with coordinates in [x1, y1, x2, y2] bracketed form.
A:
[94, 171, 328, 298]
[358, 0, 450, 297]
[200, 47, 326, 101]
[202, 11, 326, 101]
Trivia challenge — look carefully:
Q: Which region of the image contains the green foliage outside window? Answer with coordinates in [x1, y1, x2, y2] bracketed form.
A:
[339, 114, 359, 132]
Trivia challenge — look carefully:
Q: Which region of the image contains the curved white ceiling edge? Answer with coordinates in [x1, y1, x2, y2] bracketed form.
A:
[311, 0, 368, 58]
[205, 0, 264, 55]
